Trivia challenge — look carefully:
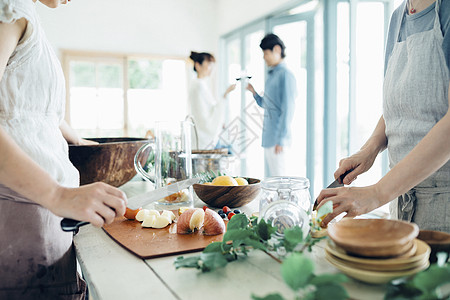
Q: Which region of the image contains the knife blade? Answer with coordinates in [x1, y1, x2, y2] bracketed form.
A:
[60, 177, 200, 232]
[313, 169, 353, 211]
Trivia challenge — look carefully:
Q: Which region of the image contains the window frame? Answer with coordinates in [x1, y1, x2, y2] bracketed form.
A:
[62, 50, 189, 137]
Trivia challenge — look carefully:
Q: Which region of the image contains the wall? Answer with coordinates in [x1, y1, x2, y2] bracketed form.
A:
[36, 0, 219, 57]
[216, 0, 297, 35]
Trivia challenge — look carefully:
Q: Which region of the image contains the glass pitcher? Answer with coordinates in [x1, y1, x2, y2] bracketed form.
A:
[259, 177, 311, 237]
[134, 121, 193, 207]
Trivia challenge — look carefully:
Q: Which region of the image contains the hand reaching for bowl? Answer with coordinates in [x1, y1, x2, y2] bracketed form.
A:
[50, 182, 127, 227]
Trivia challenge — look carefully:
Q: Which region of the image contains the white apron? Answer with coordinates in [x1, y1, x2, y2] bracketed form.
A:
[383, 0, 450, 233]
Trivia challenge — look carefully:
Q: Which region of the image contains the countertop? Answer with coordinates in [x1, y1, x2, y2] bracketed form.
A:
[74, 181, 386, 300]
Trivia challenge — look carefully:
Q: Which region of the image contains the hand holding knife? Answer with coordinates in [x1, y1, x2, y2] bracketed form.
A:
[313, 169, 354, 211]
[61, 178, 200, 232]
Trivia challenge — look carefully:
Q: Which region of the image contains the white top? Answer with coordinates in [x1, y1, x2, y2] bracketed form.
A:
[188, 77, 224, 150]
[0, 0, 79, 190]
[0, 1, 80, 294]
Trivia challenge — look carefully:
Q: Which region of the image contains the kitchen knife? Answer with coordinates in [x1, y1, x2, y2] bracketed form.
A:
[312, 169, 353, 211]
[60, 177, 200, 232]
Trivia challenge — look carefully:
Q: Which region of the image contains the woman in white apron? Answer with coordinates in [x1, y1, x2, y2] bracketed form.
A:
[316, 0, 450, 233]
[188, 51, 236, 149]
[0, 0, 127, 298]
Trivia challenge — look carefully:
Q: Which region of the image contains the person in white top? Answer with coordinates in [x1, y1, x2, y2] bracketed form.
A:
[188, 51, 236, 150]
[0, 0, 127, 298]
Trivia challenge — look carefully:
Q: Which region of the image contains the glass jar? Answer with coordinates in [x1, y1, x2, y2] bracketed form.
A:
[259, 177, 311, 237]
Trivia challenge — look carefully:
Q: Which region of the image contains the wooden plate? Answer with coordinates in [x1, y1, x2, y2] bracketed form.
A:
[325, 251, 430, 284]
[325, 239, 430, 266]
[327, 219, 419, 257]
[325, 243, 428, 272]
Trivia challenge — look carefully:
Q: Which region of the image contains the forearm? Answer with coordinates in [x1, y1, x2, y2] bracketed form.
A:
[0, 127, 60, 209]
[376, 113, 450, 204]
[59, 119, 81, 145]
[254, 93, 263, 107]
[360, 116, 387, 155]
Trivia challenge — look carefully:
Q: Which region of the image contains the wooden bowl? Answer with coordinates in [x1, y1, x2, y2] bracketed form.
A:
[417, 230, 450, 263]
[327, 218, 419, 258]
[193, 178, 261, 208]
[69, 137, 150, 187]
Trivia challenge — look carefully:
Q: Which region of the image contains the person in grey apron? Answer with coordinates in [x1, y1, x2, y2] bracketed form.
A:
[316, 0, 450, 233]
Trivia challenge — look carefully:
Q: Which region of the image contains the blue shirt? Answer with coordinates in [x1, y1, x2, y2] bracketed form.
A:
[253, 62, 297, 148]
[385, 1, 450, 73]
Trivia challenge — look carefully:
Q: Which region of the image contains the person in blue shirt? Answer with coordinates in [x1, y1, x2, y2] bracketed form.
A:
[247, 33, 297, 177]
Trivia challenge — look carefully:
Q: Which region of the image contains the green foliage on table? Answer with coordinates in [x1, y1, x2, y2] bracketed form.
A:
[252, 253, 348, 300]
[174, 214, 349, 300]
[385, 253, 450, 300]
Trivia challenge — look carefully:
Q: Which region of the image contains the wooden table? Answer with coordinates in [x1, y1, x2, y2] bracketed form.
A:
[74, 181, 386, 300]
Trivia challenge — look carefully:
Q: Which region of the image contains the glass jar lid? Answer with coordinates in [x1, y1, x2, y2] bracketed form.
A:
[261, 177, 310, 191]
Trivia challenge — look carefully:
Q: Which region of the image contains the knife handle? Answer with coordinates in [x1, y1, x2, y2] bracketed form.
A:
[61, 218, 89, 233]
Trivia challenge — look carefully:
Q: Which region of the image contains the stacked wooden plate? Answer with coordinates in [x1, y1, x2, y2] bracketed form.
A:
[326, 219, 430, 284]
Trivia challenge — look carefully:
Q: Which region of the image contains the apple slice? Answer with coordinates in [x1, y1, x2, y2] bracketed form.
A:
[189, 209, 205, 231]
[177, 208, 201, 234]
[152, 215, 172, 229]
[141, 214, 156, 227]
[203, 208, 225, 235]
[161, 210, 176, 222]
[136, 209, 149, 222]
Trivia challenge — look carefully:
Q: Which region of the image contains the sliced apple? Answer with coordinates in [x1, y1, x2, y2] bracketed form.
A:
[147, 209, 160, 217]
[203, 208, 225, 236]
[177, 208, 198, 234]
[152, 215, 172, 229]
[161, 210, 176, 222]
[136, 209, 149, 222]
[141, 214, 156, 227]
[189, 209, 205, 231]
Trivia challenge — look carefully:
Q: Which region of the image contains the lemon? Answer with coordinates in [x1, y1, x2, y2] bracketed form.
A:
[203, 182, 213, 185]
[212, 175, 238, 186]
[235, 177, 249, 186]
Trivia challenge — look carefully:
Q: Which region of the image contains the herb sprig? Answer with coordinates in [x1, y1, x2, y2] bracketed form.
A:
[174, 213, 349, 300]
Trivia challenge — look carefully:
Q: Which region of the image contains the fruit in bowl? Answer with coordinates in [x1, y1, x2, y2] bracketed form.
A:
[193, 176, 261, 208]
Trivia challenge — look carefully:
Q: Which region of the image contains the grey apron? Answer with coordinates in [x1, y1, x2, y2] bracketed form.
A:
[383, 0, 450, 233]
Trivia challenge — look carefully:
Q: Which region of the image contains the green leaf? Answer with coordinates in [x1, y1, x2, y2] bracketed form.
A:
[384, 281, 423, 300]
[255, 218, 277, 241]
[310, 273, 348, 286]
[227, 213, 249, 231]
[203, 242, 224, 253]
[223, 229, 254, 244]
[251, 293, 286, 300]
[317, 200, 333, 219]
[281, 253, 314, 291]
[314, 283, 349, 300]
[283, 226, 304, 251]
[199, 252, 228, 272]
[240, 238, 267, 251]
[174, 256, 201, 269]
[413, 264, 450, 294]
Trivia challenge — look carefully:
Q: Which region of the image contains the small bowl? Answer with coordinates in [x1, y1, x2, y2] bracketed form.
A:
[193, 178, 261, 208]
[417, 230, 450, 263]
[327, 218, 419, 258]
[69, 137, 150, 187]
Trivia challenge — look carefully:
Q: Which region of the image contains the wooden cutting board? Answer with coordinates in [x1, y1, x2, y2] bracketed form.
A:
[103, 211, 225, 259]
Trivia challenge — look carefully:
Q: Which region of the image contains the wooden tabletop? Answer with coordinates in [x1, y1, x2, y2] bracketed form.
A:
[73, 181, 386, 300]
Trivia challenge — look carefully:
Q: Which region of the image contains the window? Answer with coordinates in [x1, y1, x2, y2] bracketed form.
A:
[63, 52, 188, 138]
